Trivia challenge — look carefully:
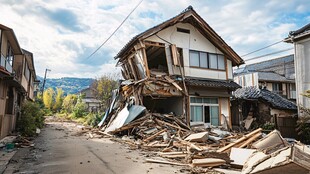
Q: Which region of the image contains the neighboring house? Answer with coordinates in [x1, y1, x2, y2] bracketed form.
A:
[234, 55, 296, 101]
[284, 23, 310, 115]
[79, 87, 101, 112]
[232, 86, 297, 137]
[0, 24, 39, 138]
[114, 6, 244, 127]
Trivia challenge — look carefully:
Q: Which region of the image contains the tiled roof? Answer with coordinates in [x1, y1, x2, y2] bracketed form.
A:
[289, 23, 310, 36]
[233, 86, 297, 110]
[234, 54, 294, 80]
[257, 72, 294, 83]
[185, 78, 241, 90]
[284, 23, 310, 42]
[115, 6, 244, 66]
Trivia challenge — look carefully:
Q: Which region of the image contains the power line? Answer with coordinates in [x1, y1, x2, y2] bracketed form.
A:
[245, 48, 294, 62]
[241, 40, 284, 57]
[85, 0, 144, 60]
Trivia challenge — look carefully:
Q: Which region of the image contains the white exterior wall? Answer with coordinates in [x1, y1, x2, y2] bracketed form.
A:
[234, 72, 258, 87]
[145, 23, 230, 80]
[227, 60, 233, 80]
[295, 38, 310, 112]
[220, 97, 230, 126]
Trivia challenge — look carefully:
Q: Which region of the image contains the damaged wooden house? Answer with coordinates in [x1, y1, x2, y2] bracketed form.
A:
[231, 86, 297, 138]
[103, 6, 244, 131]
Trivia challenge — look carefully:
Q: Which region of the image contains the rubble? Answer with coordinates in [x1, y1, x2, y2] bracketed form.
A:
[93, 111, 310, 173]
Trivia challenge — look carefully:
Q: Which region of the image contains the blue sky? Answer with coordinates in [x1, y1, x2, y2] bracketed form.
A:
[0, 0, 309, 78]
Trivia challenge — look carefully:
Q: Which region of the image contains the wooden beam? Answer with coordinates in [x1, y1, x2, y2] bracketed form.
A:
[217, 128, 262, 152]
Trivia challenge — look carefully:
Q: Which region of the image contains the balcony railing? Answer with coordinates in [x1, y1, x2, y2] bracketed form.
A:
[0, 53, 13, 73]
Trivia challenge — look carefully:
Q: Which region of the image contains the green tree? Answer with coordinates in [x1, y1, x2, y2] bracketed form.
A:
[43, 88, 54, 110]
[62, 94, 78, 113]
[53, 87, 64, 112]
[296, 91, 310, 144]
[91, 74, 118, 110]
[72, 95, 87, 118]
[17, 101, 44, 136]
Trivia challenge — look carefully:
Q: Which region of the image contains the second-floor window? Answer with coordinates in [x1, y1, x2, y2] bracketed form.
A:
[24, 61, 30, 80]
[6, 43, 14, 65]
[272, 83, 283, 95]
[189, 50, 225, 70]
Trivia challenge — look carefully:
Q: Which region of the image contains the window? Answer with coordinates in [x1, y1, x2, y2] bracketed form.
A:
[6, 43, 14, 66]
[24, 61, 30, 80]
[190, 97, 219, 126]
[189, 50, 225, 70]
[272, 83, 283, 95]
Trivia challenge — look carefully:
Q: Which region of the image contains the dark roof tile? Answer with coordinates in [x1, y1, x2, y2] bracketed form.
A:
[185, 78, 241, 90]
[233, 86, 297, 110]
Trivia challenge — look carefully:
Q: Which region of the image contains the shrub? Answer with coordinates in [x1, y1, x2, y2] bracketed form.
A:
[85, 113, 102, 127]
[72, 97, 87, 118]
[17, 101, 44, 136]
[296, 106, 310, 144]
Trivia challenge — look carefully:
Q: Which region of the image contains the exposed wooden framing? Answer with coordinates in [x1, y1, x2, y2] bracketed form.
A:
[128, 58, 138, 80]
[144, 40, 165, 47]
[170, 44, 179, 66]
[252, 73, 255, 86]
[140, 41, 150, 78]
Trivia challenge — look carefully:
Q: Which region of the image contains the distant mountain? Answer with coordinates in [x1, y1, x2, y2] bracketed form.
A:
[38, 76, 94, 95]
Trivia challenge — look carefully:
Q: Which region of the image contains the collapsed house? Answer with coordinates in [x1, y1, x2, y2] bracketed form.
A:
[102, 6, 244, 131]
[231, 86, 298, 138]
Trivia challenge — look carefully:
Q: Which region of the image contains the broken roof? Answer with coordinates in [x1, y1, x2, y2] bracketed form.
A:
[284, 23, 310, 42]
[185, 78, 241, 90]
[233, 86, 297, 110]
[115, 6, 244, 66]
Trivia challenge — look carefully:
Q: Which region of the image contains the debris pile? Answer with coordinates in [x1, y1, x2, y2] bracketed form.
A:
[96, 111, 310, 173]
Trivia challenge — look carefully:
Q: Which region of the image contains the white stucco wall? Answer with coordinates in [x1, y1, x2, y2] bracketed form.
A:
[220, 97, 230, 126]
[295, 38, 310, 112]
[145, 23, 230, 80]
[234, 72, 259, 87]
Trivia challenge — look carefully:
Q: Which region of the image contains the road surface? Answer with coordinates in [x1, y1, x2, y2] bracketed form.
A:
[4, 120, 185, 174]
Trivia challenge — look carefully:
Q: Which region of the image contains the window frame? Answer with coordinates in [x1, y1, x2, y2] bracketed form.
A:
[189, 50, 226, 71]
[190, 96, 219, 126]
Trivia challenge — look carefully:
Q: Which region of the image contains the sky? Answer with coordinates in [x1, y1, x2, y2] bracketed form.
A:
[0, 0, 309, 78]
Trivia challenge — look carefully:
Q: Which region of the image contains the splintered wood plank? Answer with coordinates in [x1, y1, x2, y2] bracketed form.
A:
[143, 129, 167, 142]
[145, 159, 188, 166]
[192, 158, 226, 167]
[217, 128, 262, 153]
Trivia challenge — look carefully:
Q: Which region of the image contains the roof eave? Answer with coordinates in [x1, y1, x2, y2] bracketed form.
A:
[115, 7, 244, 66]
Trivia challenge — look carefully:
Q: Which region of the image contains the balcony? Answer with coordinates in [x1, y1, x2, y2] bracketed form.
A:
[0, 53, 13, 73]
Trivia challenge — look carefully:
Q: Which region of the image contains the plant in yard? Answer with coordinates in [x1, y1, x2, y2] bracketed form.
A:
[43, 87, 54, 110]
[85, 112, 102, 127]
[62, 94, 78, 113]
[53, 87, 64, 112]
[72, 95, 87, 118]
[296, 106, 310, 144]
[17, 100, 44, 136]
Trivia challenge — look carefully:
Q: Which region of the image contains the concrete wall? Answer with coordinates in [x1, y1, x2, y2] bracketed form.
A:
[294, 38, 310, 113]
[145, 23, 233, 80]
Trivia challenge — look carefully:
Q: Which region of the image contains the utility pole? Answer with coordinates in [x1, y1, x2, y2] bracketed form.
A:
[42, 68, 51, 95]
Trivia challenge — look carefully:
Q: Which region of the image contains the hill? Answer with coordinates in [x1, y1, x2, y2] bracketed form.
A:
[38, 77, 94, 95]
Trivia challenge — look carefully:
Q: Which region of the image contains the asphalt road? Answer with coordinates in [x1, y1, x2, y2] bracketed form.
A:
[4, 121, 184, 174]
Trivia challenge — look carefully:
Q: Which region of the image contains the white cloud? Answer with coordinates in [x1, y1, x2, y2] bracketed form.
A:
[0, 0, 309, 78]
